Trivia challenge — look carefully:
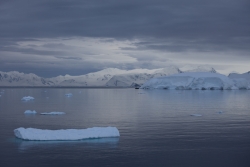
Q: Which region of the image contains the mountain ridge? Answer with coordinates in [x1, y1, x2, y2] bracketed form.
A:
[1, 66, 243, 87]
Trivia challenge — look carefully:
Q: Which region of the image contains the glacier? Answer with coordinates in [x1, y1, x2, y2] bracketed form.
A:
[40, 112, 65, 115]
[24, 110, 37, 114]
[140, 72, 250, 90]
[228, 71, 250, 81]
[228, 71, 250, 89]
[21, 96, 35, 101]
[14, 127, 120, 141]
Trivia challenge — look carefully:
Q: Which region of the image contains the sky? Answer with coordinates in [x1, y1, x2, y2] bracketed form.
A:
[0, 0, 249, 77]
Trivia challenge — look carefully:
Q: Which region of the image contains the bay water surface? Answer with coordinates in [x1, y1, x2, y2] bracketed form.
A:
[0, 88, 250, 167]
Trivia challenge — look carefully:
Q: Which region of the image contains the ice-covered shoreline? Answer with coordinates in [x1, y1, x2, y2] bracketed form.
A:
[14, 127, 120, 141]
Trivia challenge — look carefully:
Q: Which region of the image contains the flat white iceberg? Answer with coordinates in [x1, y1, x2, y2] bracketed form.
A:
[65, 93, 73, 97]
[24, 110, 37, 114]
[21, 96, 35, 101]
[140, 72, 248, 90]
[14, 127, 120, 140]
[40, 112, 65, 115]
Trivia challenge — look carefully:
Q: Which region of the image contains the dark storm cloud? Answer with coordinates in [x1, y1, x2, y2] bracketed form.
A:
[0, 0, 249, 52]
[0, 46, 68, 56]
[0, 0, 250, 77]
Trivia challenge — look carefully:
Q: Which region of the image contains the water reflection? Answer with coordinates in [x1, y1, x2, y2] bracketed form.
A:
[12, 137, 119, 151]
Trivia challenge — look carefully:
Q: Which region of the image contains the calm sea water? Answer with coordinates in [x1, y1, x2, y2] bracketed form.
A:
[0, 88, 250, 167]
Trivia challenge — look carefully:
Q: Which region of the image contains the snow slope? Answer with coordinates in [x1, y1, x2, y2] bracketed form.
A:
[49, 68, 129, 86]
[140, 72, 249, 90]
[14, 127, 120, 140]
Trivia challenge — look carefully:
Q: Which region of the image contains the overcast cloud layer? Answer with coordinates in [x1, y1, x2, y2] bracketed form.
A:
[0, 0, 249, 77]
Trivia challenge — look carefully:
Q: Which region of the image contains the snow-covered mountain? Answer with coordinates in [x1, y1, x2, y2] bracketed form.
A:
[106, 66, 181, 87]
[49, 68, 127, 86]
[0, 71, 54, 86]
[1, 66, 243, 87]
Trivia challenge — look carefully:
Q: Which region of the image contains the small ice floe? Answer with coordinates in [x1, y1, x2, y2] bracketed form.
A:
[217, 111, 223, 114]
[79, 91, 82, 93]
[21, 96, 35, 101]
[14, 127, 120, 140]
[24, 110, 37, 114]
[40, 112, 65, 115]
[65, 93, 73, 97]
[190, 114, 202, 117]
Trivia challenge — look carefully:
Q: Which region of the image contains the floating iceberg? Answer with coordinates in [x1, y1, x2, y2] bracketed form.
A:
[65, 93, 73, 97]
[14, 127, 120, 141]
[141, 72, 249, 90]
[40, 112, 65, 115]
[21, 96, 35, 101]
[24, 110, 37, 114]
[190, 114, 202, 117]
